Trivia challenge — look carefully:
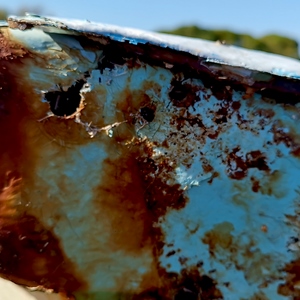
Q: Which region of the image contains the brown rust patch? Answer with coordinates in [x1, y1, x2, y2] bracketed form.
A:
[40, 118, 91, 147]
[259, 170, 285, 198]
[231, 101, 241, 110]
[255, 108, 275, 119]
[278, 259, 300, 299]
[92, 148, 155, 255]
[139, 158, 188, 217]
[0, 32, 12, 58]
[133, 268, 223, 300]
[203, 222, 279, 286]
[0, 176, 86, 295]
[203, 164, 214, 174]
[272, 121, 300, 158]
[251, 177, 260, 193]
[207, 131, 219, 140]
[214, 106, 229, 125]
[174, 115, 204, 131]
[169, 80, 200, 108]
[90, 88, 189, 292]
[242, 87, 255, 100]
[79, 89, 106, 126]
[227, 148, 270, 180]
[246, 292, 269, 300]
[246, 151, 270, 171]
[260, 225, 268, 233]
[115, 85, 155, 126]
[208, 172, 219, 184]
[89, 140, 189, 293]
[202, 222, 234, 258]
[0, 29, 27, 59]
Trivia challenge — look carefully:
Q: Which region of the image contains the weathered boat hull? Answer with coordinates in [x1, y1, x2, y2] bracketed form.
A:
[1, 15, 300, 299]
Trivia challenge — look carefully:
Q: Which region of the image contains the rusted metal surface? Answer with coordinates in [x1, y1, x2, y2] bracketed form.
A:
[1, 14, 300, 299]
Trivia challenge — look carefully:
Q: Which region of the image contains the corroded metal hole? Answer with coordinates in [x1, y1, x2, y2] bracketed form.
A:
[169, 82, 189, 103]
[140, 106, 155, 122]
[44, 79, 86, 117]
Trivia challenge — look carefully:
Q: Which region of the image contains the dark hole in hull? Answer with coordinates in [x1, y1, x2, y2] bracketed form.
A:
[140, 106, 155, 122]
[44, 79, 86, 117]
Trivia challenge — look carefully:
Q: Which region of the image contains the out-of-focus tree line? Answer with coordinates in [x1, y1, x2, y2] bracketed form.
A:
[0, 8, 298, 59]
[0, 9, 7, 20]
[160, 25, 299, 59]
[0, 7, 43, 21]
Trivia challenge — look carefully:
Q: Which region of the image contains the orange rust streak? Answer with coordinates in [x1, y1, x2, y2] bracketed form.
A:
[88, 84, 191, 294]
[90, 135, 188, 293]
[0, 50, 86, 294]
[93, 149, 154, 254]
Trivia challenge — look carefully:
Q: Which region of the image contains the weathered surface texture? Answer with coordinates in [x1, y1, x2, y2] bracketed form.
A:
[1, 15, 300, 300]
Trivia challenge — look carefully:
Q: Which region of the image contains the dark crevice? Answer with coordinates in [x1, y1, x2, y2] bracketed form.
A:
[140, 106, 155, 122]
[44, 79, 86, 117]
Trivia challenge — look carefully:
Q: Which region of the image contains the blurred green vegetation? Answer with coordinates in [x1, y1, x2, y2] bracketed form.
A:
[0, 9, 7, 20]
[160, 25, 299, 59]
[0, 7, 44, 21]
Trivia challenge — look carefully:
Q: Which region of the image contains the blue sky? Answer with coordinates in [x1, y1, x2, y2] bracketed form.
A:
[2, 0, 300, 43]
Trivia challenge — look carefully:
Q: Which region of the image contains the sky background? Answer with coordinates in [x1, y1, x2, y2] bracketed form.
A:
[1, 0, 300, 43]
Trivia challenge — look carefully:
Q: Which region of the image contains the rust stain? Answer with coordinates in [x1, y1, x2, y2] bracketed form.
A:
[174, 115, 204, 131]
[207, 131, 219, 140]
[79, 89, 106, 126]
[251, 177, 261, 193]
[278, 259, 300, 299]
[169, 80, 200, 108]
[203, 164, 214, 174]
[272, 120, 300, 158]
[89, 131, 202, 297]
[227, 148, 270, 180]
[214, 107, 229, 125]
[231, 100, 241, 110]
[133, 267, 223, 300]
[115, 86, 154, 125]
[255, 108, 275, 119]
[207, 172, 219, 184]
[202, 222, 234, 258]
[0, 42, 87, 295]
[40, 117, 90, 147]
[92, 148, 155, 255]
[0, 175, 86, 295]
[260, 225, 268, 233]
[0, 33, 198, 296]
[248, 292, 269, 300]
[202, 222, 279, 287]
[2, 20, 300, 299]
[259, 170, 285, 198]
[242, 87, 255, 100]
[0, 30, 26, 59]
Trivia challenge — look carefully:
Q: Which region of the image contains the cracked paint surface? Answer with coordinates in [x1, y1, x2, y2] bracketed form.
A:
[1, 15, 300, 300]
